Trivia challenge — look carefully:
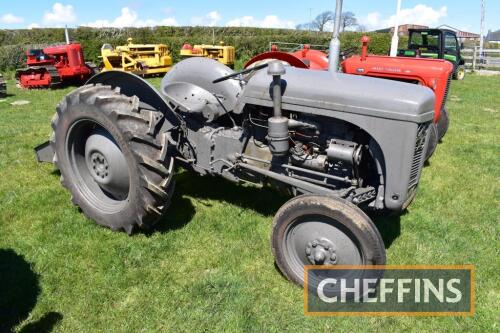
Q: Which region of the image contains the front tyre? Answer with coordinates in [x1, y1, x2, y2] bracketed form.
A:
[436, 108, 450, 142]
[51, 84, 175, 233]
[271, 195, 386, 292]
[424, 123, 439, 161]
[453, 65, 465, 80]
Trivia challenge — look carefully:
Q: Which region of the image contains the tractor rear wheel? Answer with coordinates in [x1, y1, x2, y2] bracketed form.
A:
[436, 108, 449, 142]
[453, 65, 466, 80]
[271, 195, 386, 291]
[425, 123, 438, 161]
[51, 84, 175, 233]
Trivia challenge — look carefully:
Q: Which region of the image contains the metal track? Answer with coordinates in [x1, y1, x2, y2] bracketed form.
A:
[16, 65, 61, 88]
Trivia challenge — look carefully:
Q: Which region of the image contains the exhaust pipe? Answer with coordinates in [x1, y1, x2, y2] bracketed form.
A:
[389, 0, 402, 57]
[328, 0, 343, 72]
[65, 25, 70, 44]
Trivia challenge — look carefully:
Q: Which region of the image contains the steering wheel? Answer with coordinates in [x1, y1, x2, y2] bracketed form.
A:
[213, 63, 269, 84]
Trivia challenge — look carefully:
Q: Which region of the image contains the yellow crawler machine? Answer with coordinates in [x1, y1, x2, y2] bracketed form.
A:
[100, 38, 173, 76]
[180, 41, 235, 68]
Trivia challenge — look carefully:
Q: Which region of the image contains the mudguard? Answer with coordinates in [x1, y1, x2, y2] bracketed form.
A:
[36, 71, 181, 164]
[87, 71, 180, 128]
[160, 58, 242, 113]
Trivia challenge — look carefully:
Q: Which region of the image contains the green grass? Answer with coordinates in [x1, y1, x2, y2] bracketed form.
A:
[0, 74, 499, 332]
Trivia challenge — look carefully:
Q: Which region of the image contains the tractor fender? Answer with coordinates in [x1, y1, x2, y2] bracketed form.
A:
[87, 71, 180, 128]
[245, 51, 310, 69]
[161, 58, 242, 113]
[35, 71, 180, 164]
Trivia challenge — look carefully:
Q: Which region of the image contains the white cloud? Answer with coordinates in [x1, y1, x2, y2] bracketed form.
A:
[43, 3, 76, 25]
[191, 11, 221, 27]
[361, 12, 381, 29]
[27, 23, 40, 29]
[1, 13, 24, 24]
[360, 4, 447, 30]
[84, 7, 178, 28]
[226, 15, 295, 29]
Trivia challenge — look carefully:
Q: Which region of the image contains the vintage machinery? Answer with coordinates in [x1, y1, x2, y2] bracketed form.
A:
[16, 28, 96, 89]
[245, 43, 328, 70]
[0, 74, 6, 97]
[342, 36, 453, 148]
[34, 55, 434, 291]
[398, 29, 466, 80]
[16, 37, 96, 89]
[180, 41, 235, 68]
[245, 38, 452, 160]
[100, 38, 173, 76]
[33, 0, 436, 292]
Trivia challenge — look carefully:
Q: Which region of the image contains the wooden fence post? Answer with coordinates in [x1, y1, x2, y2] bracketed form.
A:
[472, 46, 477, 72]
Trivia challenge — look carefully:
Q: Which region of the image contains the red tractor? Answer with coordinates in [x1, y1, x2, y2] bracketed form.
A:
[245, 44, 329, 70]
[245, 37, 453, 160]
[341, 37, 453, 149]
[16, 42, 97, 89]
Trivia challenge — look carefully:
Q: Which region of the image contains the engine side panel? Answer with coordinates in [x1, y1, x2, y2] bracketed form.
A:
[238, 68, 433, 210]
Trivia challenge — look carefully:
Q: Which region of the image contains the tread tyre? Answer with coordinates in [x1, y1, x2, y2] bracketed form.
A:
[51, 84, 175, 233]
[436, 108, 449, 142]
[425, 123, 438, 161]
[271, 195, 386, 292]
[453, 65, 465, 80]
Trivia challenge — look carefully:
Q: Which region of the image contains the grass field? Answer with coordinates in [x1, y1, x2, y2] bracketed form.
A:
[0, 74, 498, 332]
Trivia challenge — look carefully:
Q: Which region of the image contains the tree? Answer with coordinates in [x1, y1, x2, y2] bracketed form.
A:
[295, 23, 314, 31]
[312, 11, 334, 32]
[296, 11, 358, 32]
[341, 11, 358, 31]
[356, 24, 367, 33]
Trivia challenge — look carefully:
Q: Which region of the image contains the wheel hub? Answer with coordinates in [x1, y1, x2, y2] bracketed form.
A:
[305, 238, 337, 265]
[90, 152, 109, 181]
[84, 129, 130, 199]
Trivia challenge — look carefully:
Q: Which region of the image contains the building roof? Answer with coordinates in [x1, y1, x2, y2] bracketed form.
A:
[435, 24, 480, 38]
[374, 24, 428, 34]
[373, 23, 480, 38]
[486, 29, 500, 42]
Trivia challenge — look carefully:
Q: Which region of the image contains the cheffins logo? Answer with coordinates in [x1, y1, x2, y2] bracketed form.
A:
[304, 265, 475, 316]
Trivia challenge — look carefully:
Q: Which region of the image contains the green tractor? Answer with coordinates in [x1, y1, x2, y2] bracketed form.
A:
[398, 29, 466, 80]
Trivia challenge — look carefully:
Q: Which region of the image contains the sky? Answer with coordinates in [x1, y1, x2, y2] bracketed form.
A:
[0, 0, 497, 34]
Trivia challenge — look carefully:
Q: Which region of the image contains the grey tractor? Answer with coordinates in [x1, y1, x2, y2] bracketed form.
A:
[35, 57, 434, 290]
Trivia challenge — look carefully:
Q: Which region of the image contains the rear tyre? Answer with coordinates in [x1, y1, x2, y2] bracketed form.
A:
[271, 195, 386, 292]
[436, 108, 449, 142]
[51, 84, 175, 233]
[425, 123, 438, 161]
[453, 65, 465, 80]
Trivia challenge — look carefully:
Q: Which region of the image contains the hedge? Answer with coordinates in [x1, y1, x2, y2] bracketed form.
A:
[0, 26, 399, 72]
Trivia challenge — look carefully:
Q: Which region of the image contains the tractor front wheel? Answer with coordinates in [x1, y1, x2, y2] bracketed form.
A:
[436, 108, 450, 142]
[271, 195, 386, 292]
[51, 84, 175, 233]
[425, 123, 438, 161]
[453, 65, 466, 80]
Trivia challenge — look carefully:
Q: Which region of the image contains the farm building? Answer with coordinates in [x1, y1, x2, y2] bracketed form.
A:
[485, 29, 500, 43]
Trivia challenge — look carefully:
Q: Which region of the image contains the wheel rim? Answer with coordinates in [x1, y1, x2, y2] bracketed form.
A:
[283, 214, 363, 283]
[458, 68, 465, 80]
[66, 119, 130, 213]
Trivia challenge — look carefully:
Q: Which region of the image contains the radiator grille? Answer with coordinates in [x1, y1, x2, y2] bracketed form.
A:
[440, 74, 452, 111]
[408, 123, 429, 189]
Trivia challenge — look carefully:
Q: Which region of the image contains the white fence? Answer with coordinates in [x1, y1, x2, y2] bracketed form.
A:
[462, 47, 500, 71]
